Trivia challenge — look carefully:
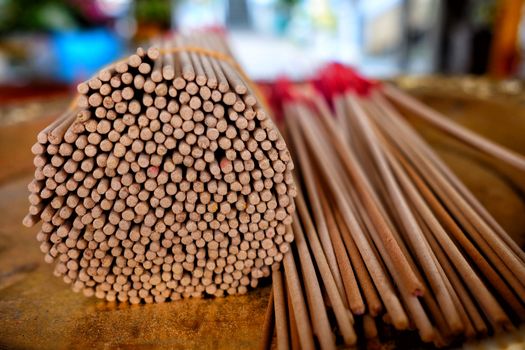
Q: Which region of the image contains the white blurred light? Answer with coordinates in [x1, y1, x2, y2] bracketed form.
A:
[96, 0, 132, 17]
[115, 17, 137, 39]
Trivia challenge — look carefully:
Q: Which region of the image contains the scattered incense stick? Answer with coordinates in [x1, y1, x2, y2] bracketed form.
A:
[259, 290, 275, 350]
[261, 66, 525, 349]
[382, 84, 525, 172]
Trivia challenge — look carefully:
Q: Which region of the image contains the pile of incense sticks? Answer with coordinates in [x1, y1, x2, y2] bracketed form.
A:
[261, 65, 525, 349]
[23, 31, 296, 303]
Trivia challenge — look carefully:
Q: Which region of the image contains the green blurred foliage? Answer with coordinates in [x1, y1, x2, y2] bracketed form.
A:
[135, 0, 171, 26]
[0, 0, 86, 34]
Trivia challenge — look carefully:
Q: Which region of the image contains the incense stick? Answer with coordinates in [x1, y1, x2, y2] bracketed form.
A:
[266, 74, 525, 348]
[25, 31, 296, 302]
[383, 84, 525, 171]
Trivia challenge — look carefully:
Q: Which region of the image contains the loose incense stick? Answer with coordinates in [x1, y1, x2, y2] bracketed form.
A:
[291, 215, 336, 350]
[295, 191, 356, 345]
[373, 91, 525, 263]
[287, 106, 350, 307]
[294, 105, 411, 330]
[273, 269, 289, 350]
[373, 100, 525, 300]
[346, 95, 463, 333]
[318, 188, 365, 315]
[286, 288, 301, 350]
[281, 235, 315, 350]
[305, 103, 424, 297]
[265, 70, 525, 349]
[368, 92, 523, 313]
[259, 290, 275, 350]
[383, 84, 525, 172]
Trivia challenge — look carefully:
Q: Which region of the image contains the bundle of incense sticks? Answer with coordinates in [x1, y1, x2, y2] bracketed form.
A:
[23, 31, 296, 303]
[261, 65, 525, 349]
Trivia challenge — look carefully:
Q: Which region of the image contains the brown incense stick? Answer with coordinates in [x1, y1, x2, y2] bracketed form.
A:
[260, 292, 275, 350]
[383, 84, 525, 172]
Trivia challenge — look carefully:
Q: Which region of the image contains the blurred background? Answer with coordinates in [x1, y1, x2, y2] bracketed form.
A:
[1, 0, 525, 123]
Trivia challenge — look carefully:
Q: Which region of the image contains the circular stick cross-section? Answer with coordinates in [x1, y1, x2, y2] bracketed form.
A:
[24, 32, 296, 304]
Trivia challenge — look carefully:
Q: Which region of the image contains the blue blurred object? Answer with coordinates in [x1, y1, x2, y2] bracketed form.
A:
[51, 28, 124, 83]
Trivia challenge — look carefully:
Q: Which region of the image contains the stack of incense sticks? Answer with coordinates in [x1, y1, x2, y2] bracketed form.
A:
[262, 66, 525, 349]
[23, 31, 296, 303]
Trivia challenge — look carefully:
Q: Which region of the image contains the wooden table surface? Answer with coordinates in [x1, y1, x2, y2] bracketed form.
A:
[1, 78, 525, 349]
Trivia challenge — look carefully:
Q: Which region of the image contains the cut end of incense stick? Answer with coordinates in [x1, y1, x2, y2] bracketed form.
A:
[25, 31, 296, 303]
